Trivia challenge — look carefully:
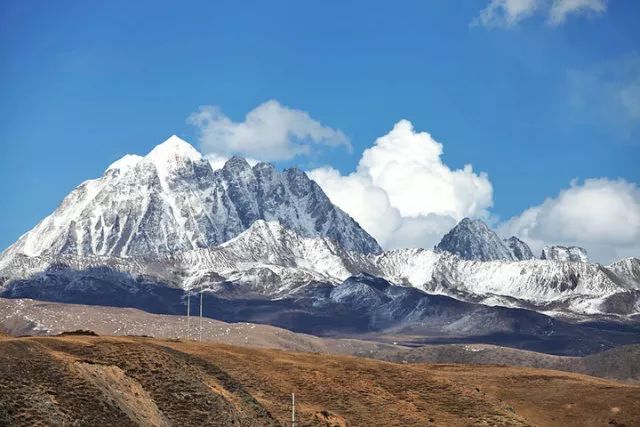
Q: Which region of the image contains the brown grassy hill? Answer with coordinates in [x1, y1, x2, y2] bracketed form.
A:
[0, 335, 638, 426]
[581, 345, 640, 382]
[3, 297, 640, 385]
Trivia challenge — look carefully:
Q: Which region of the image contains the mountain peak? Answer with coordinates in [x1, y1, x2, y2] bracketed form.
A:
[541, 246, 588, 263]
[504, 236, 535, 260]
[436, 217, 514, 261]
[458, 217, 488, 230]
[146, 135, 202, 164]
[222, 156, 252, 171]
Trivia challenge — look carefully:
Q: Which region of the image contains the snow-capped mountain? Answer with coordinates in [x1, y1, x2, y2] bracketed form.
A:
[3, 219, 638, 318]
[3, 136, 380, 259]
[541, 246, 589, 263]
[168, 227, 635, 318]
[435, 217, 533, 261]
[0, 137, 638, 325]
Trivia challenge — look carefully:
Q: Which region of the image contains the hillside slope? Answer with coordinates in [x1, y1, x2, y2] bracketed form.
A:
[1, 335, 639, 426]
[2, 298, 640, 384]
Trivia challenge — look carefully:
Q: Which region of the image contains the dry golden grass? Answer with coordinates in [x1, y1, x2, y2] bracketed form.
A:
[0, 334, 638, 426]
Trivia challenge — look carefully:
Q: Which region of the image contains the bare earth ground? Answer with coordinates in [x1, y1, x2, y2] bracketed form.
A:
[0, 334, 639, 427]
[2, 297, 640, 384]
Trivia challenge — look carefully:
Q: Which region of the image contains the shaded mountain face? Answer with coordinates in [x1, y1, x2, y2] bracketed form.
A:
[436, 218, 516, 261]
[542, 246, 588, 263]
[3, 136, 381, 258]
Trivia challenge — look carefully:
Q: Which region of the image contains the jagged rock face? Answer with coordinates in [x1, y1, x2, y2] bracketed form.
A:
[436, 218, 514, 261]
[504, 236, 535, 261]
[541, 246, 588, 263]
[607, 258, 640, 287]
[3, 136, 381, 259]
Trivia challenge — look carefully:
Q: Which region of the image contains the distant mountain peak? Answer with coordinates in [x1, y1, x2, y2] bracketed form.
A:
[224, 155, 252, 169]
[541, 246, 588, 263]
[504, 236, 535, 261]
[436, 217, 515, 261]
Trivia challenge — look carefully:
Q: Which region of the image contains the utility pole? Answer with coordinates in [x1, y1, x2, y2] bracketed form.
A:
[199, 286, 204, 342]
[291, 393, 296, 427]
[186, 289, 191, 339]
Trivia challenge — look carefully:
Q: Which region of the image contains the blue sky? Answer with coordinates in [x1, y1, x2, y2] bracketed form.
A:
[1, 0, 639, 261]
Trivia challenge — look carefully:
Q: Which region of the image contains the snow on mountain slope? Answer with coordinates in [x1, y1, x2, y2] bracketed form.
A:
[1, 220, 639, 317]
[607, 258, 640, 289]
[430, 258, 626, 312]
[2, 136, 380, 260]
[203, 224, 640, 316]
[364, 250, 636, 316]
[101, 222, 640, 315]
[542, 246, 589, 263]
[372, 248, 443, 288]
[504, 236, 535, 260]
[167, 220, 363, 294]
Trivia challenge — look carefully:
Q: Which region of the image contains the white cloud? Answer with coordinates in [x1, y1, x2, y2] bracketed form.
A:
[499, 178, 640, 263]
[548, 0, 607, 25]
[309, 120, 493, 250]
[474, 0, 539, 28]
[357, 120, 493, 219]
[474, 0, 607, 28]
[188, 100, 351, 162]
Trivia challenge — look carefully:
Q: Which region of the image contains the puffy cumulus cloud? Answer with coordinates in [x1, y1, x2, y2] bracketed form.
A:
[309, 120, 493, 250]
[499, 178, 640, 263]
[188, 100, 351, 162]
[357, 120, 493, 219]
[474, 0, 607, 28]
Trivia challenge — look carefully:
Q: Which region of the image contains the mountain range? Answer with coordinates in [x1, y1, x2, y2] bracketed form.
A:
[1, 136, 639, 355]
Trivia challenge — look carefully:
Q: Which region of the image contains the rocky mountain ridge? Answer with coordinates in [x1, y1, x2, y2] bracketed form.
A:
[435, 218, 543, 262]
[3, 136, 380, 260]
[542, 245, 589, 262]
